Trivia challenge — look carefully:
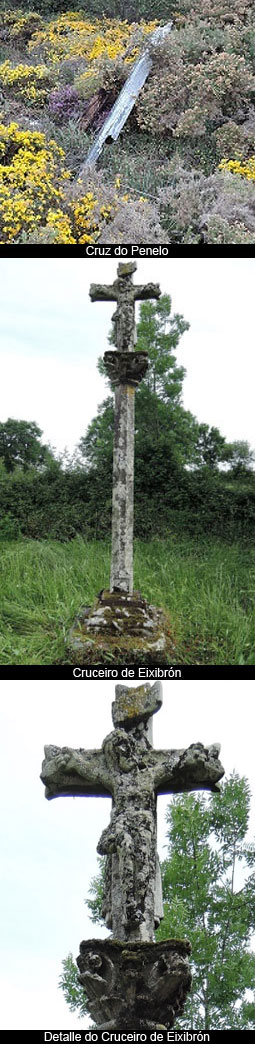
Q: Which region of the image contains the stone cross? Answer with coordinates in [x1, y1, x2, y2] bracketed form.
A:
[89, 263, 160, 594]
[41, 682, 224, 945]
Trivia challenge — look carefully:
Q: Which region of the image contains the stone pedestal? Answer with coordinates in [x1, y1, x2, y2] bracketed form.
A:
[67, 589, 175, 665]
[77, 938, 192, 1030]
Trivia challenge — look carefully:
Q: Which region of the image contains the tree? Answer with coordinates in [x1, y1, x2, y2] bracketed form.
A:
[193, 423, 232, 470]
[79, 295, 198, 478]
[59, 775, 255, 1028]
[0, 418, 54, 472]
[158, 774, 255, 1029]
[227, 441, 255, 477]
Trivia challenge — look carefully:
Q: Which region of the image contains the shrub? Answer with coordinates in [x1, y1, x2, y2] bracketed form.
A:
[219, 155, 255, 179]
[0, 121, 71, 243]
[0, 58, 54, 103]
[158, 164, 255, 242]
[48, 84, 80, 122]
[0, 10, 44, 46]
[0, 512, 21, 540]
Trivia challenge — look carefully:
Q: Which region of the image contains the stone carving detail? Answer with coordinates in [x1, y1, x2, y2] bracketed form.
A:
[77, 938, 192, 1030]
[104, 349, 149, 386]
[41, 682, 224, 949]
[90, 262, 160, 353]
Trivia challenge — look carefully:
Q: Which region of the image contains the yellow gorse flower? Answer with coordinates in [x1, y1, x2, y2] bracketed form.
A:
[219, 156, 255, 181]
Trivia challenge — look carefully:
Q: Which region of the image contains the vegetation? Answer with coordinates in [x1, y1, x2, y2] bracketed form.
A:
[0, 535, 255, 664]
[0, 2, 255, 242]
[59, 774, 255, 1028]
[0, 295, 254, 665]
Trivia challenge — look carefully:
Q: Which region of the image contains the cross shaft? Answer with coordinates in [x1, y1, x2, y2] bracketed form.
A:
[90, 263, 160, 593]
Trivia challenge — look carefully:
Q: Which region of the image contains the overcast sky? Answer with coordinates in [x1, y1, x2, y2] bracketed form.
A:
[1, 678, 254, 1030]
[1, 257, 255, 457]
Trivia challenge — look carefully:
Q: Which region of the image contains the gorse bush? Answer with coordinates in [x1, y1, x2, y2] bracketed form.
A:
[0, 58, 54, 103]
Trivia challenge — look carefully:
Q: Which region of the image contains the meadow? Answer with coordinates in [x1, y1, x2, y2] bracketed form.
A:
[0, 534, 254, 664]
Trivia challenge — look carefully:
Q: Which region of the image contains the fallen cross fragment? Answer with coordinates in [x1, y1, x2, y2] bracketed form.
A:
[78, 21, 172, 176]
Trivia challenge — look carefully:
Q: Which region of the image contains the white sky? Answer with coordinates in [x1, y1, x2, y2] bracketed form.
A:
[1, 257, 255, 457]
[1, 678, 254, 1030]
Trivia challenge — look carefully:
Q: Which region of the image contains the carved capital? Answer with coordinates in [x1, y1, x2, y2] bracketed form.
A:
[104, 350, 149, 386]
[77, 938, 192, 1030]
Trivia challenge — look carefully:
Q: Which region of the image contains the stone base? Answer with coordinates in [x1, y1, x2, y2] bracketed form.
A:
[67, 590, 175, 665]
[77, 938, 192, 1029]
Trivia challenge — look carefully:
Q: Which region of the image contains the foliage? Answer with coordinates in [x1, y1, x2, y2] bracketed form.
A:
[158, 165, 255, 243]
[1, 535, 255, 665]
[0, 121, 71, 243]
[0, 57, 53, 103]
[0, 512, 21, 540]
[193, 424, 232, 469]
[1, 5, 255, 240]
[0, 418, 53, 472]
[157, 776, 255, 1028]
[28, 13, 158, 69]
[59, 775, 255, 1027]
[48, 84, 80, 122]
[0, 120, 138, 243]
[219, 156, 255, 180]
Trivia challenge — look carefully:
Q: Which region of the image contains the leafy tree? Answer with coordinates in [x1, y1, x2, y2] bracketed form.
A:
[227, 441, 255, 477]
[0, 418, 54, 472]
[59, 775, 255, 1028]
[193, 423, 232, 470]
[158, 774, 255, 1029]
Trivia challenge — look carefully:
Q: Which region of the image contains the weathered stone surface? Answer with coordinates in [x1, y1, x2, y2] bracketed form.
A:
[104, 349, 148, 386]
[90, 264, 160, 596]
[77, 938, 192, 1030]
[41, 683, 224, 943]
[42, 682, 225, 1028]
[112, 679, 163, 731]
[67, 590, 172, 665]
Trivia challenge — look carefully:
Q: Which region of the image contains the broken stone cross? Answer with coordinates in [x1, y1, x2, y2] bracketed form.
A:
[90, 262, 160, 595]
[41, 682, 224, 1029]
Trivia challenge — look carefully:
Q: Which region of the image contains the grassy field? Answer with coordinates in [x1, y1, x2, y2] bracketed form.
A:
[0, 535, 254, 665]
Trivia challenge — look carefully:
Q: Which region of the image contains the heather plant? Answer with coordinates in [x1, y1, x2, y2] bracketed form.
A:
[214, 120, 255, 160]
[158, 165, 255, 242]
[96, 194, 167, 243]
[48, 84, 80, 122]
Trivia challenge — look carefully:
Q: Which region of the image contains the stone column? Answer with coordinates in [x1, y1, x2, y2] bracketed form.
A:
[110, 383, 135, 594]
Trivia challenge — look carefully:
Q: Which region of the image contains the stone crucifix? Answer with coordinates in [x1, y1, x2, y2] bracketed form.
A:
[90, 263, 160, 595]
[41, 682, 224, 945]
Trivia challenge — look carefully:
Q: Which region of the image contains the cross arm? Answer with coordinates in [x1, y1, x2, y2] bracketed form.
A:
[40, 744, 112, 800]
[154, 742, 224, 796]
[134, 283, 161, 302]
[90, 283, 117, 302]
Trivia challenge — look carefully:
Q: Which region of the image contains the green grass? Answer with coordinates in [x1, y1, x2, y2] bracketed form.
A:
[0, 534, 255, 665]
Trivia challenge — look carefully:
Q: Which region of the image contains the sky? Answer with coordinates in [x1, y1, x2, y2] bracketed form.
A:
[1, 677, 254, 1030]
[0, 256, 255, 458]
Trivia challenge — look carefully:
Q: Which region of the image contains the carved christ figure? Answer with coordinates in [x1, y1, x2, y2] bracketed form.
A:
[90, 261, 160, 352]
[41, 683, 224, 944]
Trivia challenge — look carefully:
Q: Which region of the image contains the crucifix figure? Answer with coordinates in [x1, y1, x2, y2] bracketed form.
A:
[89, 263, 160, 594]
[41, 682, 224, 945]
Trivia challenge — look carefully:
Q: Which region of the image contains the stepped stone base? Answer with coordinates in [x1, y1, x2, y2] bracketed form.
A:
[67, 589, 175, 665]
[77, 938, 192, 1030]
